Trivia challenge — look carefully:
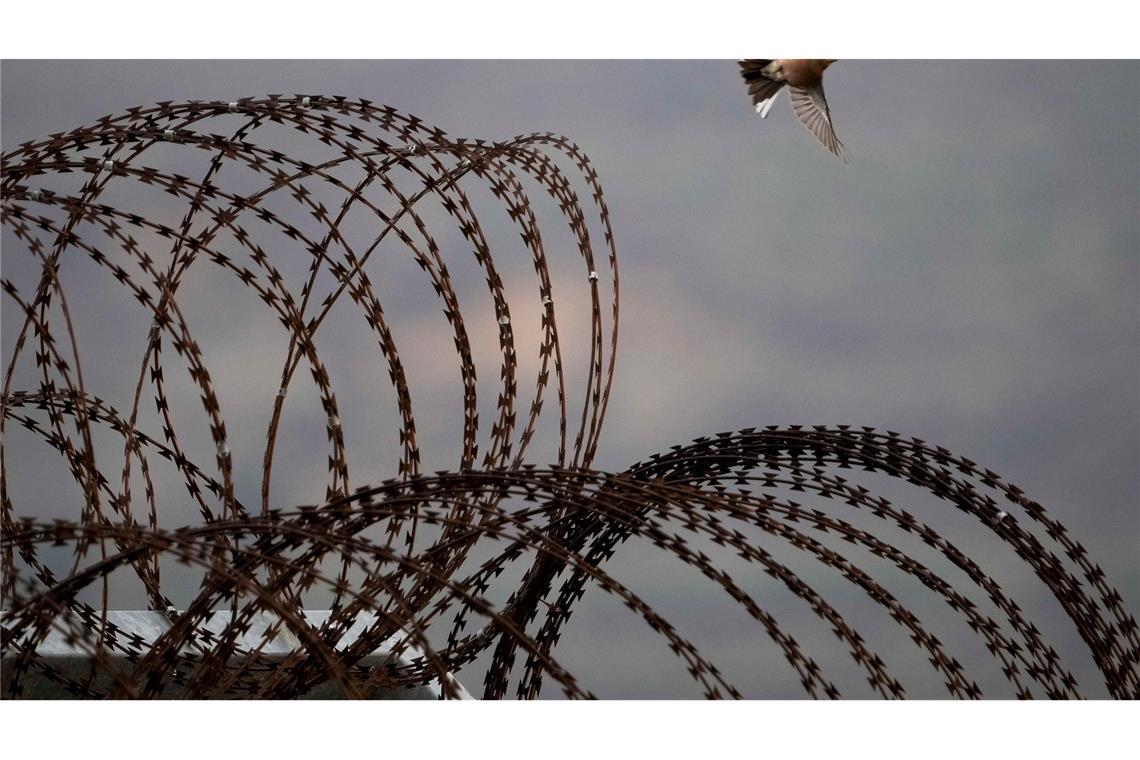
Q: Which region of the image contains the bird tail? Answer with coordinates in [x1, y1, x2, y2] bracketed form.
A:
[738, 59, 774, 81]
[738, 59, 784, 118]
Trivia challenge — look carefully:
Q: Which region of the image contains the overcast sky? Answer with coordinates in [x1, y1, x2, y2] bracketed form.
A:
[2, 60, 1136, 697]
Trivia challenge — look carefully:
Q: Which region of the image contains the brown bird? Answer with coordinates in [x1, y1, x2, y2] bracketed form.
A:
[739, 59, 846, 161]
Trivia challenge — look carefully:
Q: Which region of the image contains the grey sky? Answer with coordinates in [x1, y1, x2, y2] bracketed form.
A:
[2, 60, 1137, 697]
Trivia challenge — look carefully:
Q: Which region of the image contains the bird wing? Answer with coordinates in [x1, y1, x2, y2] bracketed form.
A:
[789, 84, 847, 161]
[739, 59, 785, 118]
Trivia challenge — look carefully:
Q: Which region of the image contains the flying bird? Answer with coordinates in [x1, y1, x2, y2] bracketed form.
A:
[739, 59, 846, 161]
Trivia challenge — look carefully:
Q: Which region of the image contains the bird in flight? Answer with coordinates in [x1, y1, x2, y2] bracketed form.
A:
[739, 59, 846, 161]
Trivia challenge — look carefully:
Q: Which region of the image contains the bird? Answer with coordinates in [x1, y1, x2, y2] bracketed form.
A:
[739, 59, 846, 161]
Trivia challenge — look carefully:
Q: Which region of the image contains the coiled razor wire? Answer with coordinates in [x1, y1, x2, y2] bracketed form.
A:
[1, 96, 1137, 699]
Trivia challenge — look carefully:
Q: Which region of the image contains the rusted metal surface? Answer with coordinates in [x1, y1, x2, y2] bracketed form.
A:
[2, 96, 1137, 698]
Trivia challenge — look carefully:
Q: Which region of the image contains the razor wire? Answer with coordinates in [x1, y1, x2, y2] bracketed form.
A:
[2, 96, 1136, 698]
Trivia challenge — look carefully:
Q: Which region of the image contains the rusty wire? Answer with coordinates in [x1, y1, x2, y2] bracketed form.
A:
[2, 96, 1137, 699]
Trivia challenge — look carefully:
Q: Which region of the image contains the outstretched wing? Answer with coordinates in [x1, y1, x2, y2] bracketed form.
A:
[788, 84, 846, 160]
[739, 59, 785, 118]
